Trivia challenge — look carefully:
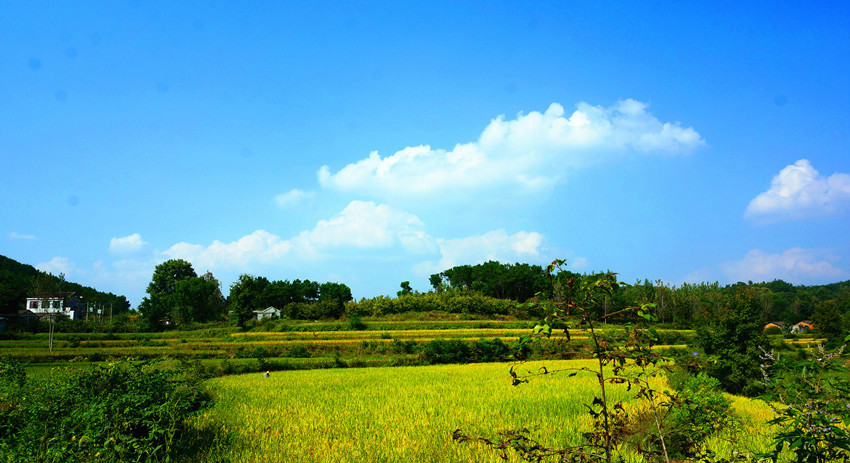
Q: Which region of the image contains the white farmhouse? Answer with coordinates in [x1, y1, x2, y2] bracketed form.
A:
[25, 293, 84, 320]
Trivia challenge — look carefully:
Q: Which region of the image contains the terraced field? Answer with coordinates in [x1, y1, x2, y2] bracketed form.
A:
[0, 319, 822, 371]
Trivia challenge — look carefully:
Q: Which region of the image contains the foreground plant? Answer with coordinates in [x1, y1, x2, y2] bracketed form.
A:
[759, 342, 850, 463]
[0, 358, 213, 462]
[454, 259, 679, 463]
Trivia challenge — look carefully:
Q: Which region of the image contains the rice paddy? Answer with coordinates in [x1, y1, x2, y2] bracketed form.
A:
[191, 360, 775, 463]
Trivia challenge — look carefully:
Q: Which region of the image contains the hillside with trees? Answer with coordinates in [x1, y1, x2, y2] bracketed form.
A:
[0, 254, 130, 316]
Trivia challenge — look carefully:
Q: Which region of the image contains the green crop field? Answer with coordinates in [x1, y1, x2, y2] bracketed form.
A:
[189, 360, 776, 463]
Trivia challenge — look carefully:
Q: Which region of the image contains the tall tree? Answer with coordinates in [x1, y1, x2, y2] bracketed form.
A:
[138, 259, 198, 330]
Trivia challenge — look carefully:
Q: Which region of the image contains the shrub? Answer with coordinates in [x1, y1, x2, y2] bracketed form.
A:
[0, 356, 25, 388]
[665, 373, 733, 457]
[423, 339, 471, 364]
[472, 338, 511, 362]
[0, 359, 212, 462]
[285, 345, 311, 358]
[759, 344, 850, 463]
[348, 314, 366, 331]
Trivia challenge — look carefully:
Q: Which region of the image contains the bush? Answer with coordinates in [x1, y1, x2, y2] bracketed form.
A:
[423, 339, 471, 364]
[0, 359, 212, 462]
[472, 338, 511, 362]
[666, 373, 733, 457]
[759, 344, 850, 462]
[0, 355, 25, 388]
[284, 345, 311, 358]
[348, 314, 366, 331]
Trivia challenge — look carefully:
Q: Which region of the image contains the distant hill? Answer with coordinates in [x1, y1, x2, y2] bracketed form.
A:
[0, 254, 130, 315]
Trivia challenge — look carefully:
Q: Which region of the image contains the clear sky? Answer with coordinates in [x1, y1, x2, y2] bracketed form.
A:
[2, 1, 849, 308]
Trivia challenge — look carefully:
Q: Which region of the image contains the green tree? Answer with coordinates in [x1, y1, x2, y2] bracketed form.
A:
[696, 287, 768, 396]
[397, 281, 413, 297]
[318, 282, 352, 318]
[812, 299, 845, 342]
[170, 273, 226, 324]
[138, 259, 198, 330]
[228, 274, 270, 328]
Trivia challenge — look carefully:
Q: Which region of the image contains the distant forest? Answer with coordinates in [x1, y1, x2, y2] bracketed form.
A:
[0, 254, 130, 315]
[425, 261, 850, 328]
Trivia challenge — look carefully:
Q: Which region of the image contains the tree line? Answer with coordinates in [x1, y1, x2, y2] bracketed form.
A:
[137, 259, 353, 330]
[427, 260, 849, 331]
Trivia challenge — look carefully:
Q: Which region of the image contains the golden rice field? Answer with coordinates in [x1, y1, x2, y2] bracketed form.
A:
[191, 360, 776, 463]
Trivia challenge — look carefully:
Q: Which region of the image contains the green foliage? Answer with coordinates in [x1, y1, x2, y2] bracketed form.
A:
[228, 275, 351, 326]
[228, 274, 270, 328]
[759, 344, 850, 463]
[347, 313, 366, 330]
[431, 260, 550, 302]
[423, 339, 471, 364]
[812, 300, 847, 344]
[666, 373, 732, 457]
[0, 359, 212, 462]
[139, 260, 227, 330]
[397, 281, 413, 297]
[284, 345, 312, 358]
[350, 290, 518, 317]
[422, 338, 512, 364]
[696, 287, 768, 396]
[0, 355, 26, 388]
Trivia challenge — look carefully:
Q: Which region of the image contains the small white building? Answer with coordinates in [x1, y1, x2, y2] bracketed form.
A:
[253, 306, 280, 320]
[26, 293, 84, 321]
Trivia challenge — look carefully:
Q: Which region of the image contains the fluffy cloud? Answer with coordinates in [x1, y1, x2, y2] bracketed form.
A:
[162, 200, 551, 285]
[36, 256, 76, 276]
[164, 201, 437, 270]
[319, 100, 704, 201]
[164, 230, 292, 270]
[296, 201, 435, 253]
[745, 159, 850, 222]
[275, 189, 315, 209]
[109, 233, 149, 254]
[721, 247, 848, 284]
[412, 229, 547, 276]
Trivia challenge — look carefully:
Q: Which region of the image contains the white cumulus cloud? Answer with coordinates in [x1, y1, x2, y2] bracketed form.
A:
[164, 230, 293, 270]
[745, 159, 850, 222]
[163, 201, 437, 270]
[721, 247, 848, 284]
[275, 189, 314, 209]
[296, 201, 435, 253]
[109, 233, 149, 254]
[319, 100, 704, 202]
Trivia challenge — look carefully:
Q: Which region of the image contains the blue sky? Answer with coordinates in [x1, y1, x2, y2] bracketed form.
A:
[2, 1, 849, 308]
